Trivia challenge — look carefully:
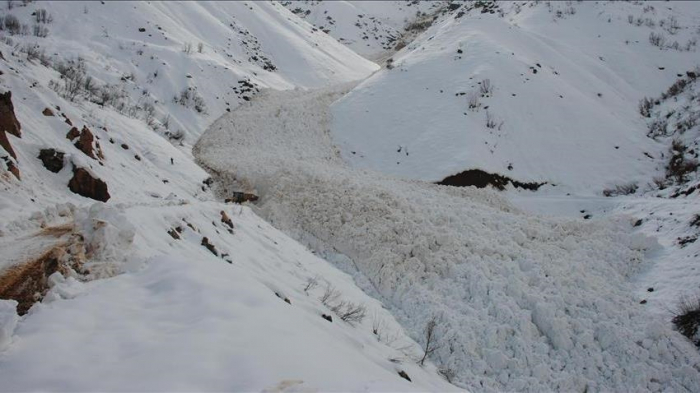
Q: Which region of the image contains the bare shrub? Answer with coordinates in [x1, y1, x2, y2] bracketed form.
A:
[331, 301, 367, 324]
[174, 86, 207, 114]
[419, 316, 440, 366]
[4, 14, 20, 34]
[468, 93, 480, 111]
[34, 8, 51, 23]
[649, 32, 666, 47]
[603, 182, 638, 197]
[303, 275, 319, 294]
[182, 42, 192, 54]
[485, 110, 503, 130]
[639, 97, 654, 117]
[197, 42, 204, 53]
[319, 283, 341, 306]
[672, 295, 700, 347]
[32, 23, 47, 37]
[479, 78, 493, 96]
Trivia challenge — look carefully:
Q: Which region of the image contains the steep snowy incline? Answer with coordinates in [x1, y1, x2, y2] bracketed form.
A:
[280, 0, 448, 59]
[0, 202, 457, 392]
[331, 1, 700, 194]
[195, 85, 700, 392]
[1, 1, 378, 146]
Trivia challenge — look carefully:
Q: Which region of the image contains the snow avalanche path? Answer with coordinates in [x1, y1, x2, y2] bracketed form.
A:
[195, 86, 700, 392]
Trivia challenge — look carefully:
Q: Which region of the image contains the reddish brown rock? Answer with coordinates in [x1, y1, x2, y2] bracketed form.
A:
[0, 91, 21, 160]
[68, 167, 110, 202]
[38, 148, 65, 173]
[42, 107, 54, 116]
[67, 126, 104, 161]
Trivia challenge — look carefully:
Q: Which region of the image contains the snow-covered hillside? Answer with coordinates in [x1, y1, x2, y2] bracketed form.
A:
[0, 1, 455, 391]
[195, 83, 700, 392]
[281, 0, 448, 59]
[3, 1, 700, 392]
[332, 1, 700, 194]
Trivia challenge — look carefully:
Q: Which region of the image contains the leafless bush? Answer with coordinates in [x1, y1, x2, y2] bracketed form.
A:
[182, 42, 192, 54]
[197, 42, 204, 53]
[479, 78, 493, 96]
[672, 295, 700, 347]
[419, 316, 441, 366]
[3, 14, 20, 34]
[647, 118, 668, 138]
[34, 8, 51, 23]
[331, 301, 367, 324]
[319, 283, 341, 306]
[485, 110, 503, 130]
[32, 23, 47, 37]
[468, 93, 480, 111]
[664, 16, 680, 35]
[303, 275, 319, 294]
[603, 182, 638, 197]
[649, 32, 666, 47]
[662, 78, 688, 99]
[639, 97, 654, 117]
[174, 86, 207, 114]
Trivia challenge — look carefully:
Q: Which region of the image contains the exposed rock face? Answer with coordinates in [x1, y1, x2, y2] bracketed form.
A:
[42, 107, 54, 116]
[68, 167, 110, 202]
[225, 191, 259, 204]
[38, 148, 65, 173]
[0, 91, 21, 160]
[66, 126, 104, 161]
[438, 169, 545, 191]
[1, 156, 20, 180]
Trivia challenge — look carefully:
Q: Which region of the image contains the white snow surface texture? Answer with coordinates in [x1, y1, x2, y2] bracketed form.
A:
[195, 85, 700, 392]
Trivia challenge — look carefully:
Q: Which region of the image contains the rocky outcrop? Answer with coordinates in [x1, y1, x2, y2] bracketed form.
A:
[438, 169, 546, 191]
[42, 107, 54, 116]
[68, 167, 110, 202]
[0, 91, 22, 180]
[0, 91, 21, 158]
[66, 126, 104, 161]
[225, 191, 259, 204]
[38, 148, 65, 173]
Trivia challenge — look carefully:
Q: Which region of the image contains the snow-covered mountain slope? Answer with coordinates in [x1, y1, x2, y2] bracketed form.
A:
[0, 1, 458, 391]
[195, 84, 700, 392]
[331, 1, 700, 194]
[281, 0, 448, 59]
[0, 202, 456, 392]
[2, 1, 377, 146]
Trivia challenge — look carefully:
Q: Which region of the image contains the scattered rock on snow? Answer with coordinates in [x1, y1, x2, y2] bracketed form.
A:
[225, 191, 259, 204]
[0, 91, 22, 160]
[67, 126, 105, 161]
[398, 370, 411, 382]
[68, 167, 111, 202]
[42, 108, 54, 116]
[201, 236, 218, 256]
[38, 148, 65, 173]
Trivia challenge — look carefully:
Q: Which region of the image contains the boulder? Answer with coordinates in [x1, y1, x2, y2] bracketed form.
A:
[42, 107, 54, 116]
[68, 167, 110, 202]
[225, 191, 259, 204]
[67, 126, 104, 161]
[38, 148, 65, 173]
[0, 91, 21, 160]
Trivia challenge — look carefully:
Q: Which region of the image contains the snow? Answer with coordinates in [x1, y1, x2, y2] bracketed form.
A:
[0, 300, 18, 352]
[195, 83, 700, 392]
[2, 1, 700, 391]
[331, 1, 700, 194]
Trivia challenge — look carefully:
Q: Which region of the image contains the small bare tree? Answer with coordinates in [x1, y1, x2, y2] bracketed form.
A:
[197, 42, 204, 53]
[419, 316, 440, 366]
[182, 42, 192, 54]
[479, 78, 493, 96]
[303, 275, 319, 294]
[319, 283, 341, 306]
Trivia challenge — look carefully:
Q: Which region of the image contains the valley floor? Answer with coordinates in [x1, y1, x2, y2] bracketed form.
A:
[194, 84, 700, 392]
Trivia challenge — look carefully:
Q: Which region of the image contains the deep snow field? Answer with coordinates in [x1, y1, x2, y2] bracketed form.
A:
[2, 1, 700, 392]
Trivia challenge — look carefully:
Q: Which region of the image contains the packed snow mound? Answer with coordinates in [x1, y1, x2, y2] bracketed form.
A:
[195, 85, 700, 392]
[1, 0, 377, 145]
[331, 1, 700, 194]
[0, 202, 456, 392]
[280, 0, 448, 58]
